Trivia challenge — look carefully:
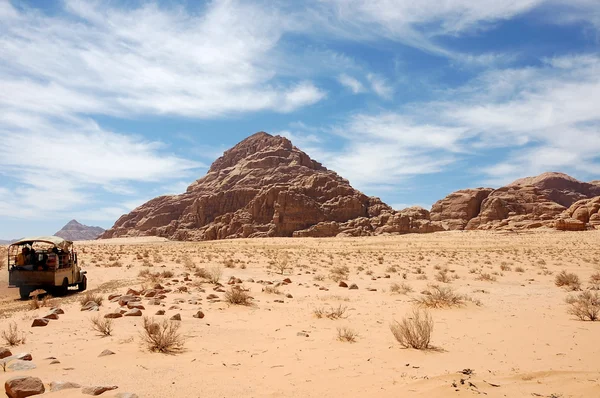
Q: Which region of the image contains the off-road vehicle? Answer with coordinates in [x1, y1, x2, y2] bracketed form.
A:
[7, 236, 87, 299]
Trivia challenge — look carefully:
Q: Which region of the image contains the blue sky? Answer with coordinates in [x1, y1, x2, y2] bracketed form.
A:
[1, 0, 600, 239]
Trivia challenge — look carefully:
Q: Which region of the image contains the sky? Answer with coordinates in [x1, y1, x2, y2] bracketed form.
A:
[1, 0, 600, 239]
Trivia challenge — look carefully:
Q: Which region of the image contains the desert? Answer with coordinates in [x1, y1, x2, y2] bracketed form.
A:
[2, 231, 599, 397]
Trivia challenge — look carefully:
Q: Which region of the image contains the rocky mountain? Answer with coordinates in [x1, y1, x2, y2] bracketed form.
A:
[0, 239, 16, 245]
[430, 172, 600, 232]
[101, 132, 600, 241]
[55, 220, 105, 241]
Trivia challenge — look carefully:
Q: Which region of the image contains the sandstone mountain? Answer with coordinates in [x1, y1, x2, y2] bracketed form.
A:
[102, 132, 443, 240]
[55, 220, 105, 241]
[430, 172, 600, 232]
[101, 132, 600, 241]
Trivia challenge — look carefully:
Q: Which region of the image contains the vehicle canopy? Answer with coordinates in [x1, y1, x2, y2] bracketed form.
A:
[9, 236, 72, 251]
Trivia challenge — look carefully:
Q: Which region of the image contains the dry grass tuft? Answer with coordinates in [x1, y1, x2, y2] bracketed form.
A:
[329, 265, 350, 282]
[390, 282, 413, 295]
[336, 327, 359, 342]
[1, 322, 26, 346]
[589, 272, 600, 290]
[555, 270, 581, 291]
[565, 291, 599, 321]
[225, 286, 253, 306]
[272, 252, 293, 275]
[141, 317, 185, 353]
[434, 270, 451, 283]
[313, 304, 348, 319]
[79, 292, 103, 307]
[415, 285, 465, 308]
[476, 272, 497, 282]
[90, 315, 113, 336]
[207, 266, 223, 284]
[262, 286, 282, 295]
[390, 308, 433, 349]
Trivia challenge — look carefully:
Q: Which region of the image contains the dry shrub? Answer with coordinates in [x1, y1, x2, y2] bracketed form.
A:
[262, 286, 282, 295]
[514, 266, 525, 273]
[589, 272, 600, 289]
[161, 270, 174, 278]
[273, 252, 292, 275]
[313, 304, 347, 319]
[225, 286, 252, 306]
[223, 258, 236, 268]
[434, 270, 451, 283]
[555, 271, 581, 291]
[1, 322, 26, 346]
[390, 308, 433, 349]
[207, 266, 223, 284]
[90, 315, 113, 336]
[182, 254, 195, 271]
[500, 263, 511, 271]
[79, 292, 103, 307]
[141, 317, 185, 353]
[390, 282, 413, 295]
[476, 272, 497, 282]
[329, 265, 350, 282]
[415, 285, 465, 308]
[313, 274, 325, 281]
[336, 327, 359, 342]
[565, 291, 599, 321]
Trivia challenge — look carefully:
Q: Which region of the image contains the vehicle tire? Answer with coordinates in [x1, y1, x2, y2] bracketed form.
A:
[78, 275, 87, 292]
[19, 286, 31, 300]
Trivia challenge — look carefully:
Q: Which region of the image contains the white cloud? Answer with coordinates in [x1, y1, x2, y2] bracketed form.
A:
[367, 74, 394, 99]
[338, 74, 366, 93]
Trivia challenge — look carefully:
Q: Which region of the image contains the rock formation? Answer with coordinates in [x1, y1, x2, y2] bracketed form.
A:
[102, 132, 600, 240]
[55, 220, 105, 241]
[102, 132, 442, 240]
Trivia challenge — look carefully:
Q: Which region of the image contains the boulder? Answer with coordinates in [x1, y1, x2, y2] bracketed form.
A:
[5, 376, 45, 398]
[0, 347, 12, 359]
[124, 309, 142, 317]
[31, 318, 49, 327]
[555, 218, 586, 231]
[193, 310, 205, 319]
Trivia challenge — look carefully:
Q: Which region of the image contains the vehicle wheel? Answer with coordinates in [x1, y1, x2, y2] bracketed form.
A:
[78, 275, 87, 292]
[19, 286, 31, 300]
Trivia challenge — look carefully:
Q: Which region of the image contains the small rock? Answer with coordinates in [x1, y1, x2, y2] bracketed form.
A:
[104, 312, 122, 319]
[338, 281, 348, 288]
[43, 313, 59, 320]
[0, 347, 12, 359]
[50, 307, 65, 315]
[235, 278, 242, 284]
[168, 305, 180, 310]
[126, 289, 141, 296]
[193, 310, 205, 319]
[246, 278, 255, 283]
[108, 294, 121, 301]
[283, 278, 292, 284]
[384, 274, 391, 279]
[82, 385, 118, 396]
[147, 299, 162, 306]
[5, 376, 45, 398]
[349, 284, 358, 290]
[285, 293, 293, 299]
[144, 290, 157, 298]
[31, 318, 49, 327]
[7, 360, 37, 371]
[155, 310, 165, 315]
[274, 299, 284, 303]
[124, 309, 142, 317]
[297, 332, 309, 337]
[367, 288, 377, 292]
[115, 393, 139, 398]
[127, 303, 145, 310]
[118, 296, 139, 306]
[49, 381, 81, 392]
[98, 350, 115, 357]
[16, 353, 32, 361]
[170, 314, 181, 321]
[50, 360, 60, 365]
[206, 294, 219, 300]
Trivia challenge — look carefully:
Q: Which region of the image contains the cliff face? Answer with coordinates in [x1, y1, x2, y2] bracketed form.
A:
[55, 220, 105, 241]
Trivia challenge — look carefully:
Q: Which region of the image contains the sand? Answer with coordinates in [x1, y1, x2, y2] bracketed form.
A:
[1, 231, 599, 397]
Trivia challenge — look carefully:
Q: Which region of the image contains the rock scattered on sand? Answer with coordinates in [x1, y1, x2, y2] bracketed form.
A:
[98, 350, 115, 357]
[170, 314, 182, 321]
[5, 376, 45, 398]
[43, 313, 59, 320]
[0, 347, 12, 359]
[15, 353, 32, 361]
[49, 381, 81, 392]
[82, 385, 118, 396]
[338, 281, 348, 288]
[155, 310, 165, 315]
[104, 312, 123, 319]
[31, 318, 49, 327]
[349, 284, 358, 290]
[114, 393, 139, 398]
[81, 302, 99, 312]
[193, 311, 205, 319]
[124, 309, 142, 317]
[7, 360, 37, 371]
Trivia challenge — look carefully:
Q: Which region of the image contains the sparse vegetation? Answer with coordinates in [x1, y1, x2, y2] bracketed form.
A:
[207, 266, 223, 284]
[262, 286, 282, 295]
[225, 286, 253, 305]
[390, 282, 413, 295]
[434, 270, 451, 283]
[313, 304, 348, 319]
[336, 327, 359, 342]
[272, 252, 293, 275]
[415, 285, 465, 308]
[390, 308, 433, 349]
[329, 265, 350, 282]
[565, 291, 599, 321]
[476, 272, 497, 282]
[90, 315, 113, 336]
[2, 322, 26, 346]
[79, 291, 103, 307]
[555, 271, 581, 291]
[141, 317, 185, 353]
[589, 272, 600, 289]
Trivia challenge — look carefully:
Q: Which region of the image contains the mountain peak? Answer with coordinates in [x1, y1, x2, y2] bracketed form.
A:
[55, 220, 105, 241]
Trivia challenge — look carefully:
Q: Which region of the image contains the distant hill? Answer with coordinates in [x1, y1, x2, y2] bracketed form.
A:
[55, 220, 105, 241]
[0, 239, 16, 245]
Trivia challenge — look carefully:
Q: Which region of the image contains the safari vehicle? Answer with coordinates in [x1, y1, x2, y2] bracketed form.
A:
[7, 236, 87, 299]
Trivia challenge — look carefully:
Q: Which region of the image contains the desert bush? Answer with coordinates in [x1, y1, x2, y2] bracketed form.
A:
[262, 286, 282, 295]
[313, 274, 325, 281]
[161, 270, 174, 278]
[223, 258, 236, 268]
[500, 263, 511, 271]
[415, 285, 465, 308]
[565, 291, 599, 321]
[1, 322, 26, 346]
[476, 272, 497, 282]
[207, 266, 223, 284]
[589, 272, 600, 289]
[313, 304, 348, 319]
[272, 252, 292, 275]
[194, 268, 210, 279]
[182, 254, 195, 271]
[514, 266, 525, 273]
[141, 317, 185, 353]
[79, 292, 103, 307]
[337, 327, 358, 342]
[225, 286, 252, 306]
[390, 282, 413, 295]
[434, 270, 450, 283]
[90, 315, 113, 336]
[555, 271, 581, 291]
[390, 308, 433, 349]
[329, 265, 350, 282]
